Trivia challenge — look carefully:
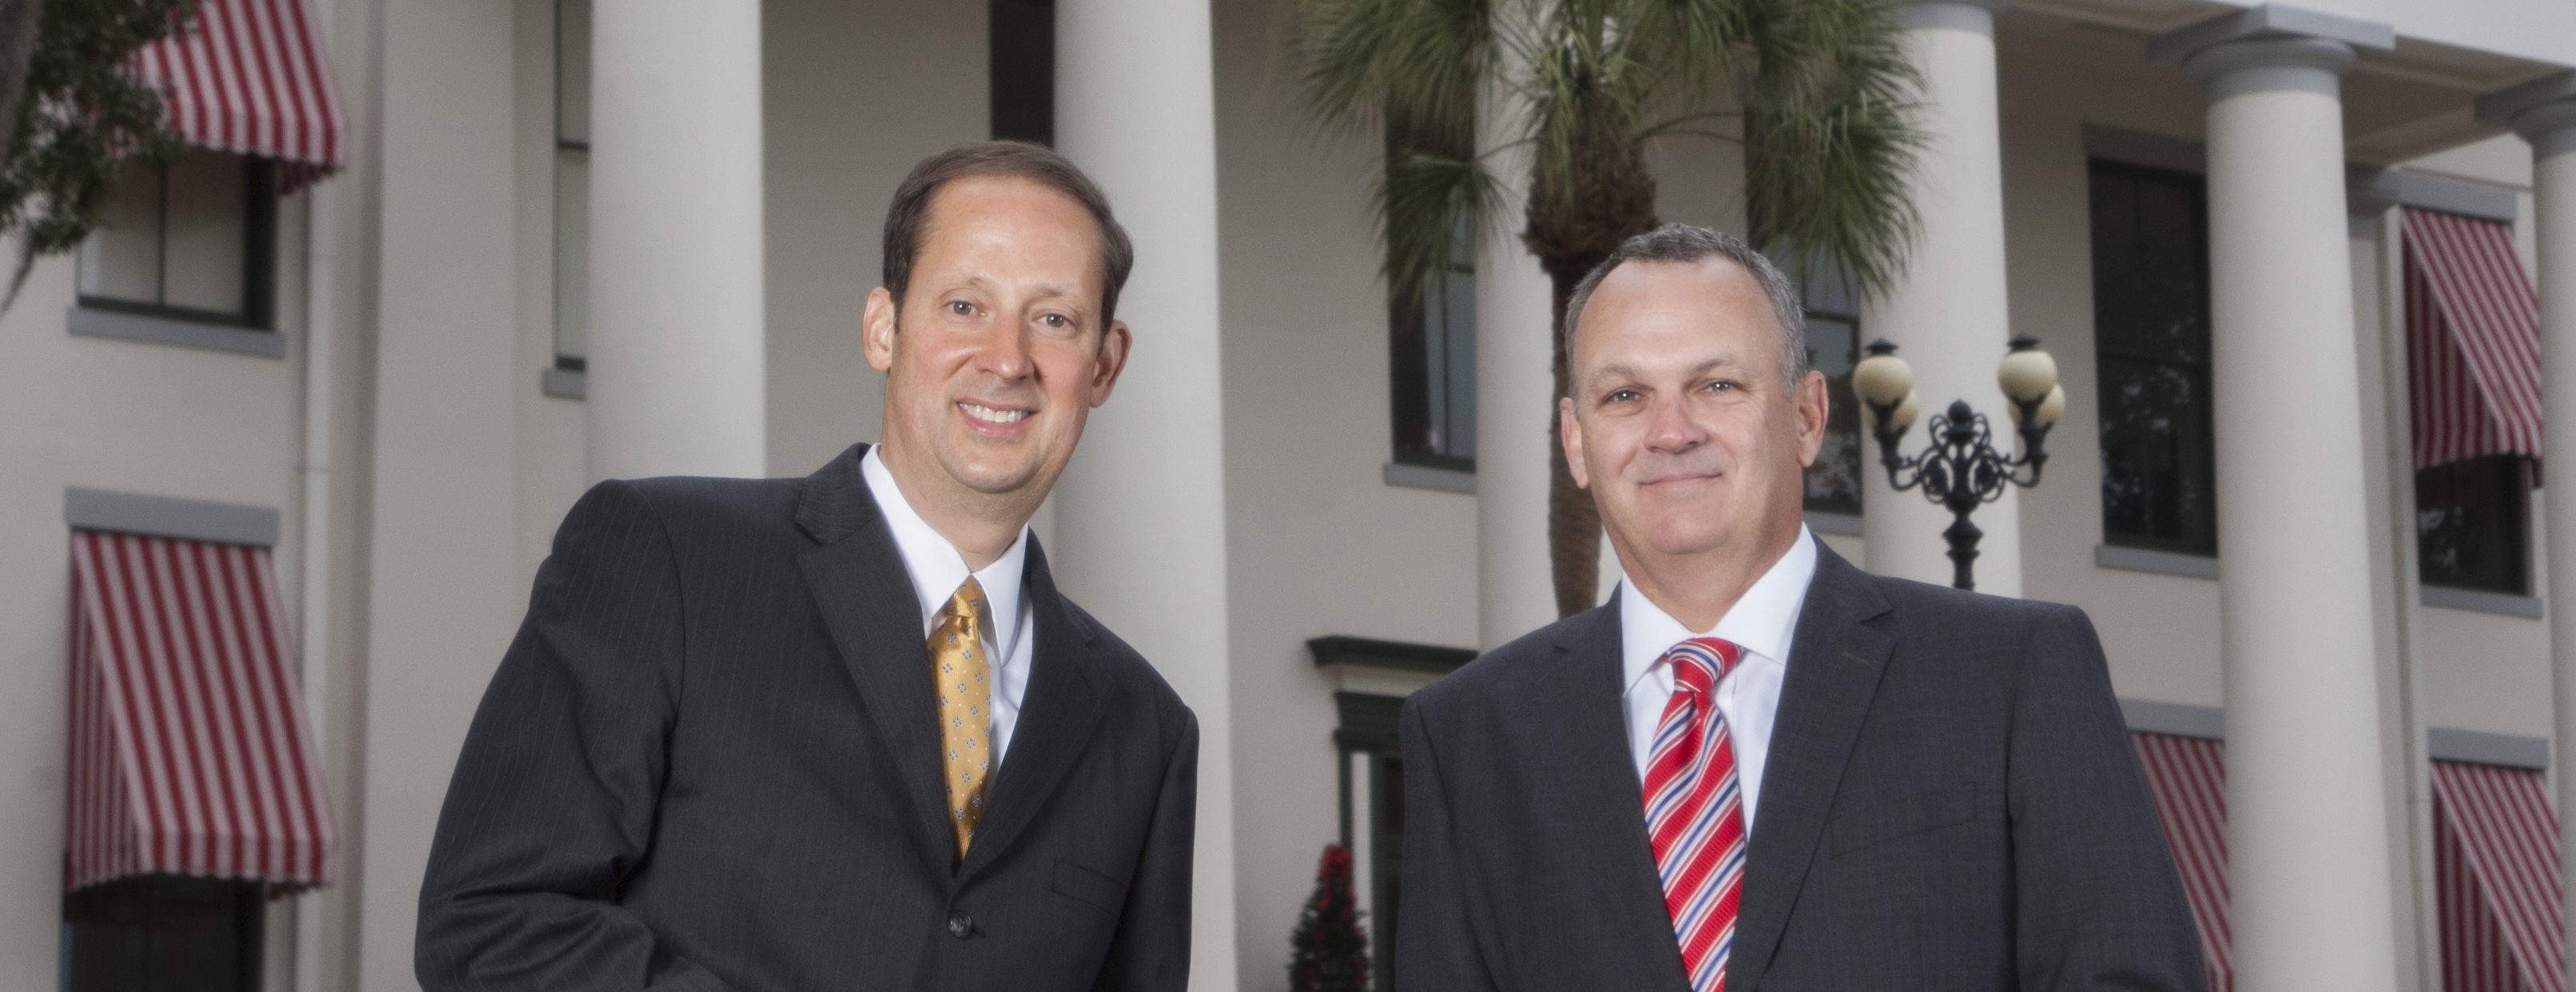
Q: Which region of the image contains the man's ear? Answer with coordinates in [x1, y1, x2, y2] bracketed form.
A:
[1560, 396, 1592, 490]
[1087, 319, 1133, 407]
[1795, 369, 1829, 468]
[863, 286, 899, 372]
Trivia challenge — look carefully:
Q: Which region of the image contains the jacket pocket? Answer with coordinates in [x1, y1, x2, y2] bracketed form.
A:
[1052, 859, 1128, 914]
[1829, 783, 1980, 855]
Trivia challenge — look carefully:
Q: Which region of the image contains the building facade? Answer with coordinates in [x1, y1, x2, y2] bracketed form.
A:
[6, 0, 2576, 990]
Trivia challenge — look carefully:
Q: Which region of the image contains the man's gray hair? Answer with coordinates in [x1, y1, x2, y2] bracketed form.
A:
[1560, 224, 1809, 395]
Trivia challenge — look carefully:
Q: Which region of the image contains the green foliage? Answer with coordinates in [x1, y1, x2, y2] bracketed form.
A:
[0, 0, 199, 302]
[1287, 843, 1369, 992]
[1290, 0, 1923, 305]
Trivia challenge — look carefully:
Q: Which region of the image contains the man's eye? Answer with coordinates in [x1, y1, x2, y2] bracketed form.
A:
[1040, 313, 1071, 329]
[1608, 389, 1639, 403]
[947, 300, 975, 317]
[1706, 380, 1738, 392]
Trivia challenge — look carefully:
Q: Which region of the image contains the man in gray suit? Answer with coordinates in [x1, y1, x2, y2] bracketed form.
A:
[1396, 225, 2204, 990]
[417, 142, 1196, 991]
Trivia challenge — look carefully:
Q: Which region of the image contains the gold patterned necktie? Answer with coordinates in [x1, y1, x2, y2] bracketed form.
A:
[931, 578, 994, 859]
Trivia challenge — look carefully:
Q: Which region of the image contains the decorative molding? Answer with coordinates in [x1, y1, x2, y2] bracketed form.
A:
[2146, 4, 2395, 66]
[542, 367, 588, 400]
[2427, 727, 2550, 771]
[2095, 544, 2220, 580]
[65, 487, 281, 547]
[2475, 73, 2576, 159]
[2120, 698, 2225, 740]
[1309, 635, 1478, 677]
[1382, 461, 1475, 495]
[2392, 172, 2519, 224]
[2420, 584, 2545, 620]
[2082, 123, 2204, 174]
[1807, 512, 1864, 538]
[1896, 0, 2007, 35]
[2121, 696, 2550, 770]
[67, 305, 285, 359]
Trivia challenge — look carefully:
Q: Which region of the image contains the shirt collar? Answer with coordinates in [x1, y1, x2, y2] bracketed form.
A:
[860, 447, 1030, 651]
[1619, 525, 1820, 692]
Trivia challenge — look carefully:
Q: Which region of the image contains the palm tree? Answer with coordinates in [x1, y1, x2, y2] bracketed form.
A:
[1294, 0, 1923, 616]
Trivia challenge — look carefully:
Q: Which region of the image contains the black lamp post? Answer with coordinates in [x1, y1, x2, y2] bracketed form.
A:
[1850, 336, 2067, 592]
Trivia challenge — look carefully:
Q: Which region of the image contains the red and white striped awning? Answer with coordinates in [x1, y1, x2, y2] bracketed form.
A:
[2132, 732, 2232, 992]
[132, 0, 346, 190]
[2432, 760, 2564, 992]
[66, 530, 334, 893]
[2405, 206, 2543, 472]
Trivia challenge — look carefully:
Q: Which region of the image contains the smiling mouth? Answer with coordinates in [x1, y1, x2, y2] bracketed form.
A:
[960, 402, 1032, 425]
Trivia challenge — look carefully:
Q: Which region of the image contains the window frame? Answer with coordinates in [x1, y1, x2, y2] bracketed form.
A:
[75, 154, 280, 332]
[2088, 157, 2220, 559]
[1334, 691, 1405, 992]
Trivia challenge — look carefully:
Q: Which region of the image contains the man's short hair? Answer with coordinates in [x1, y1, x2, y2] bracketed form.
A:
[881, 141, 1136, 325]
[1560, 224, 1809, 394]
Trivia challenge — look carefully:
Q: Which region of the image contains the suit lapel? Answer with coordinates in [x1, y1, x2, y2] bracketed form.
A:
[1727, 540, 1894, 990]
[1537, 592, 1699, 990]
[957, 537, 1107, 883]
[793, 444, 958, 867]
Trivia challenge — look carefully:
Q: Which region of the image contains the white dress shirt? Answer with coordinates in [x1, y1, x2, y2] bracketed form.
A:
[861, 447, 1036, 763]
[1618, 526, 1819, 834]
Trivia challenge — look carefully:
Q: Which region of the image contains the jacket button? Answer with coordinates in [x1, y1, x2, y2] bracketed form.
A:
[948, 910, 972, 938]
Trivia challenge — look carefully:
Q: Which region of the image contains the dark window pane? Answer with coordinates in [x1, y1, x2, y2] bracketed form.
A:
[2091, 160, 2216, 556]
[1370, 753, 1404, 991]
[1389, 205, 1476, 469]
[990, 0, 1054, 145]
[1803, 313, 1862, 516]
[2417, 456, 2529, 595]
[62, 875, 262, 992]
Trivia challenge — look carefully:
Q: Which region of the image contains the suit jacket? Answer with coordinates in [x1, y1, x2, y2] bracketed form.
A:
[1395, 538, 2204, 991]
[417, 444, 1198, 992]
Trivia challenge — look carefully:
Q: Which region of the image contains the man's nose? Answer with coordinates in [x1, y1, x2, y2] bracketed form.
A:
[1644, 396, 1707, 452]
[981, 320, 1035, 380]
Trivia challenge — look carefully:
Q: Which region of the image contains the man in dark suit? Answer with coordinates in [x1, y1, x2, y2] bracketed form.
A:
[1396, 225, 2204, 991]
[417, 142, 1197, 991]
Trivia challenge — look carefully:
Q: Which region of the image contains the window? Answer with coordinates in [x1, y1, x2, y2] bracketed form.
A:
[77, 150, 276, 328]
[1334, 692, 1405, 990]
[1389, 224, 1476, 470]
[2417, 455, 2530, 595]
[554, 0, 590, 372]
[2089, 160, 2218, 556]
[61, 874, 263, 992]
[1801, 275, 1863, 516]
[990, 0, 1054, 145]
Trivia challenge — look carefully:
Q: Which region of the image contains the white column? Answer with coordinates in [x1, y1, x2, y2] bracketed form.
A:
[2484, 74, 2576, 988]
[1047, 2, 1238, 988]
[1476, 65, 1560, 650]
[586, 2, 765, 480]
[2162, 15, 2401, 990]
[1860, 0, 2020, 595]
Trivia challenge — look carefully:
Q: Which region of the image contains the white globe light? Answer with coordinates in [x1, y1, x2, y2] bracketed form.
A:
[1998, 345, 2058, 404]
[1853, 349, 1913, 408]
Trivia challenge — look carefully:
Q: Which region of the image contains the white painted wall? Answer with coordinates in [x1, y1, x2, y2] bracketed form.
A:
[762, 0, 988, 477]
[1210, 2, 1482, 986]
[0, 243, 308, 989]
[351, 0, 527, 987]
[1998, 40, 2228, 709]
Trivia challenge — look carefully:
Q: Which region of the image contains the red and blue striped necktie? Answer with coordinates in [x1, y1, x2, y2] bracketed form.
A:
[1642, 636, 1747, 992]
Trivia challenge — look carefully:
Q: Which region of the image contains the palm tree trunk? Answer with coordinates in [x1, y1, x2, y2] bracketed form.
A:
[0, 0, 42, 157]
[1524, 148, 1657, 616]
[1540, 261, 1607, 617]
